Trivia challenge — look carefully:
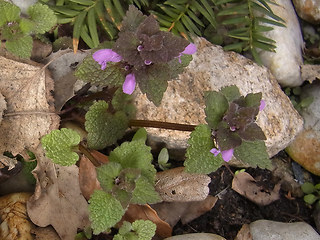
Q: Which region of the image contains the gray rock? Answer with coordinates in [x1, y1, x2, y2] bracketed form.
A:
[293, 0, 320, 24]
[133, 38, 303, 161]
[286, 81, 320, 175]
[249, 220, 320, 240]
[164, 233, 226, 240]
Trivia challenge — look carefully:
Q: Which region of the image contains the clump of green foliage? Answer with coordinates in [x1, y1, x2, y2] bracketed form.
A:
[0, 0, 57, 58]
[184, 85, 271, 174]
[301, 182, 320, 209]
[41, 127, 160, 235]
[114, 220, 156, 240]
[45, 0, 284, 63]
[284, 86, 314, 113]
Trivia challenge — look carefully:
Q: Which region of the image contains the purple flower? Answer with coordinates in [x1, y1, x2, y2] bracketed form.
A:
[123, 73, 136, 95]
[210, 147, 234, 162]
[259, 100, 266, 111]
[177, 43, 197, 63]
[92, 49, 122, 70]
[210, 148, 220, 156]
[221, 149, 234, 162]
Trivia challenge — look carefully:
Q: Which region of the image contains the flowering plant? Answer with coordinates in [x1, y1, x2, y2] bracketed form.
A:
[184, 85, 271, 174]
[76, 5, 196, 106]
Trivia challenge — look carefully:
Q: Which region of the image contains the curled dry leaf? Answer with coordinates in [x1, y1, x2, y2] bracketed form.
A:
[151, 195, 218, 227]
[120, 204, 172, 238]
[0, 56, 60, 155]
[79, 155, 102, 200]
[0, 192, 34, 240]
[231, 171, 281, 206]
[27, 146, 89, 240]
[155, 167, 211, 202]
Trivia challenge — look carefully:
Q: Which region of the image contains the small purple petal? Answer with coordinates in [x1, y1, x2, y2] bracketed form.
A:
[182, 43, 197, 55]
[144, 60, 152, 65]
[210, 148, 221, 157]
[221, 149, 234, 162]
[123, 73, 136, 95]
[93, 49, 122, 69]
[230, 126, 236, 131]
[259, 100, 266, 111]
[137, 45, 143, 51]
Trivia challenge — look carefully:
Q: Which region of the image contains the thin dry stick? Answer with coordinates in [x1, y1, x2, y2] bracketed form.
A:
[129, 119, 196, 132]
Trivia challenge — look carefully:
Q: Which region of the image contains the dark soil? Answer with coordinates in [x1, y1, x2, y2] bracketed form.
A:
[173, 166, 316, 240]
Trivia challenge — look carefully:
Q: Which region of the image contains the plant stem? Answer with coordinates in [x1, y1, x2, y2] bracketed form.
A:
[129, 119, 196, 131]
[78, 143, 100, 167]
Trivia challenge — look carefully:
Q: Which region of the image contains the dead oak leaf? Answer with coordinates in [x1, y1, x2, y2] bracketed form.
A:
[232, 171, 280, 206]
[27, 146, 89, 240]
[0, 56, 59, 155]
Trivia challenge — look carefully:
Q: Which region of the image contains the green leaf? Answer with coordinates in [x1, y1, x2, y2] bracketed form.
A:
[19, 19, 34, 33]
[233, 140, 271, 169]
[220, 85, 241, 103]
[301, 182, 315, 194]
[89, 190, 125, 235]
[131, 176, 161, 204]
[28, 3, 57, 34]
[304, 194, 318, 205]
[245, 92, 262, 108]
[5, 35, 33, 59]
[69, 0, 95, 5]
[85, 101, 129, 149]
[135, 64, 170, 106]
[0, 1, 20, 27]
[131, 220, 156, 240]
[109, 140, 156, 182]
[97, 162, 123, 192]
[111, 88, 136, 119]
[50, 5, 80, 17]
[204, 91, 229, 129]
[73, 10, 87, 51]
[74, 50, 126, 87]
[132, 128, 148, 142]
[184, 124, 224, 174]
[158, 147, 171, 170]
[41, 128, 81, 166]
[94, 0, 117, 39]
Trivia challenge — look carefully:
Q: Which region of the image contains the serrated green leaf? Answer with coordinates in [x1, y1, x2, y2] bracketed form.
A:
[89, 190, 125, 234]
[204, 91, 229, 129]
[0, 1, 20, 27]
[85, 101, 129, 149]
[132, 128, 148, 142]
[121, 5, 146, 32]
[74, 51, 126, 86]
[131, 176, 161, 204]
[132, 220, 156, 240]
[234, 140, 271, 169]
[19, 19, 34, 33]
[301, 182, 315, 194]
[109, 140, 156, 182]
[118, 221, 132, 235]
[111, 88, 136, 119]
[184, 124, 224, 174]
[28, 3, 57, 34]
[220, 85, 241, 103]
[135, 64, 169, 106]
[97, 162, 123, 192]
[5, 35, 33, 59]
[245, 92, 262, 107]
[41, 128, 81, 166]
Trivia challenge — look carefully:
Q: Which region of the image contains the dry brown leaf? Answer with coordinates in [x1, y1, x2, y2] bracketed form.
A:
[155, 167, 211, 202]
[31, 226, 61, 240]
[120, 204, 172, 238]
[27, 146, 89, 240]
[0, 192, 34, 240]
[232, 172, 281, 206]
[0, 56, 60, 155]
[301, 64, 320, 83]
[235, 224, 253, 240]
[151, 195, 218, 227]
[79, 155, 102, 200]
[0, 155, 17, 170]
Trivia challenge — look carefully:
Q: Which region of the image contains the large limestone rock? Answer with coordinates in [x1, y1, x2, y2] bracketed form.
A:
[293, 0, 320, 24]
[133, 38, 303, 159]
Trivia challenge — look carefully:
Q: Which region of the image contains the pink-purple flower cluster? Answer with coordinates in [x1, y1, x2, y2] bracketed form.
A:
[92, 43, 197, 95]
